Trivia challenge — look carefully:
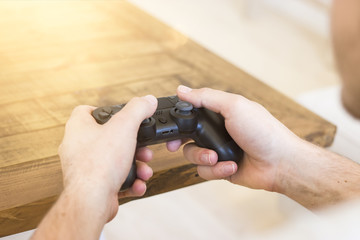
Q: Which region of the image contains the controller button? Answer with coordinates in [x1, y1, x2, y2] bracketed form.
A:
[158, 117, 167, 124]
[102, 107, 113, 114]
[141, 118, 151, 124]
[98, 111, 111, 119]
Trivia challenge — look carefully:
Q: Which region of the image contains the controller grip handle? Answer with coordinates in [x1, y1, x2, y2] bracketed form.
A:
[214, 140, 243, 163]
[120, 159, 137, 191]
[195, 109, 243, 163]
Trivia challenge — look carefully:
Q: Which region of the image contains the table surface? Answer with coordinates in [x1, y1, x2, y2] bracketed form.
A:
[0, 1, 336, 237]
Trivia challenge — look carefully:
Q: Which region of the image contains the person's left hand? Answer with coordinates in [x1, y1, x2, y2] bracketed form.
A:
[58, 95, 157, 221]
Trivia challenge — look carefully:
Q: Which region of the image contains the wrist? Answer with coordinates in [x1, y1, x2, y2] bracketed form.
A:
[273, 138, 319, 197]
[32, 181, 115, 240]
[274, 138, 360, 208]
[64, 178, 118, 222]
[268, 135, 304, 194]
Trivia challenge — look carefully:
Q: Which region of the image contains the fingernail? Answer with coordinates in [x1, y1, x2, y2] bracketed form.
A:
[142, 95, 157, 106]
[223, 163, 236, 175]
[178, 85, 192, 93]
[201, 153, 212, 165]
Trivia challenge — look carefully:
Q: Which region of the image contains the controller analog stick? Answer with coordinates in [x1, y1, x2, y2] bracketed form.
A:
[175, 101, 193, 115]
[141, 118, 151, 124]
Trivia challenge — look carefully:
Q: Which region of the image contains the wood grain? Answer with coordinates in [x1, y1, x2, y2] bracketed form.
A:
[0, 0, 336, 237]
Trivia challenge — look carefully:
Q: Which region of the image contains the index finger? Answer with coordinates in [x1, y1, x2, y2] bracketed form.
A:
[183, 142, 218, 166]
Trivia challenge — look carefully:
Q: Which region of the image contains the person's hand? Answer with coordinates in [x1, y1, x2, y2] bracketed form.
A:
[167, 86, 303, 192]
[58, 95, 157, 221]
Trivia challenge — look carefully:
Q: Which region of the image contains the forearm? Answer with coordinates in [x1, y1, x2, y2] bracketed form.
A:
[31, 184, 111, 240]
[276, 139, 360, 209]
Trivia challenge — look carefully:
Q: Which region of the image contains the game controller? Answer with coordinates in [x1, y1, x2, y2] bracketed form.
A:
[92, 96, 243, 191]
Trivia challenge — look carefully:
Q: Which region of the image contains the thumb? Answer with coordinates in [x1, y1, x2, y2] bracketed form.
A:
[107, 95, 158, 135]
[176, 85, 248, 118]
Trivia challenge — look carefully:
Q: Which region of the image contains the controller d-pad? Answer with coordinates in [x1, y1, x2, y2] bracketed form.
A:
[98, 107, 113, 119]
[103, 106, 113, 114]
[98, 111, 110, 119]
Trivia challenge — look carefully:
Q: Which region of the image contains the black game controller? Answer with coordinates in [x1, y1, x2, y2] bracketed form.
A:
[92, 96, 243, 191]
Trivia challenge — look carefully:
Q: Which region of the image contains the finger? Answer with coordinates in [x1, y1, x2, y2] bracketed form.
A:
[177, 85, 249, 118]
[183, 143, 218, 166]
[166, 138, 191, 152]
[118, 179, 147, 198]
[197, 161, 238, 180]
[107, 95, 158, 134]
[66, 105, 98, 128]
[136, 161, 153, 181]
[135, 147, 153, 162]
[166, 140, 182, 152]
[117, 161, 153, 199]
[70, 105, 97, 118]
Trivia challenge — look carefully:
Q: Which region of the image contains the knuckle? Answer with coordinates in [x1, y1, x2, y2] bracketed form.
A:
[232, 96, 245, 109]
[212, 166, 223, 178]
[131, 96, 142, 103]
[198, 87, 210, 98]
[199, 87, 210, 93]
[71, 105, 85, 114]
[71, 105, 93, 116]
[197, 87, 211, 107]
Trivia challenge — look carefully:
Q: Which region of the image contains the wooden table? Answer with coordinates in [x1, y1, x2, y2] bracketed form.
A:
[0, 1, 336, 237]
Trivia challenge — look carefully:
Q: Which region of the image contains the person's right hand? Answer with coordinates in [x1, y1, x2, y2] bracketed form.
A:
[167, 85, 303, 192]
[169, 86, 360, 209]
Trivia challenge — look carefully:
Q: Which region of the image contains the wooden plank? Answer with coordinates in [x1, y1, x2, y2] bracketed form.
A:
[0, 143, 189, 211]
[0, 76, 187, 213]
[168, 44, 336, 146]
[0, 77, 181, 138]
[94, 1, 335, 146]
[0, 163, 203, 237]
[0, 196, 58, 237]
[0, 0, 336, 237]
[0, 127, 62, 168]
[0, 54, 190, 105]
[0, 156, 62, 211]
